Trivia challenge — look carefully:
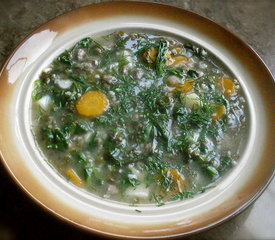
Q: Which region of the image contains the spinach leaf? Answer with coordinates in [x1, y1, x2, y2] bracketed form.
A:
[70, 151, 87, 163]
[74, 121, 89, 134]
[187, 70, 199, 79]
[88, 133, 98, 150]
[143, 124, 153, 142]
[73, 37, 104, 51]
[84, 164, 104, 185]
[57, 51, 73, 66]
[43, 128, 68, 151]
[77, 37, 92, 48]
[32, 80, 46, 100]
[121, 175, 140, 191]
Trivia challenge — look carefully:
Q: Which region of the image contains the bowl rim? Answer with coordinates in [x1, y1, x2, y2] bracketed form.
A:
[0, 1, 274, 239]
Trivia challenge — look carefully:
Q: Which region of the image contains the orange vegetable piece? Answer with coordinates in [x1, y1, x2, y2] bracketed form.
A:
[221, 77, 235, 97]
[142, 47, 158, 64]
[167, 169, 185, 192]
[212, 105, 226, 120]
[165, 52, 173, 66]
[170, 56, 188, 66]
[76, 91, 109, 118]
[174, 47, 183, 53]
[66, 169, 83, 187]
[177, 79, 194, 93]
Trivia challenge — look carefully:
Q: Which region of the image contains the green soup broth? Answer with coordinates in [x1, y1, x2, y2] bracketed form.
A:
[31, 31, 248, 205]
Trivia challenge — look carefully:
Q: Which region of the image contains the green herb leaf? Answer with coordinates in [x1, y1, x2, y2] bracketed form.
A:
[156, 40, 168, 77]
[184, 43, 207, 59]
[173, 191, 196, 200]
[166, 68, 186, 78]
[205, 166, 219, 178]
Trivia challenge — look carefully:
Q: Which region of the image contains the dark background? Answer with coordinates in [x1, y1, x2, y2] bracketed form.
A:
[0, 1, 274, 239]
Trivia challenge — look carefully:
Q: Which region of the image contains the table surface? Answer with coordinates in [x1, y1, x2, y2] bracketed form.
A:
[0, 0, 274, 239]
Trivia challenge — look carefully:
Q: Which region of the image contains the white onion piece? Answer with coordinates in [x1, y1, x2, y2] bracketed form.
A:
[166, 75, 183, 87]
[77, 48, 86, 60]
[37, 95, 52, 111]
[181, 93, 201, 109]
[55, 79, 72, 89]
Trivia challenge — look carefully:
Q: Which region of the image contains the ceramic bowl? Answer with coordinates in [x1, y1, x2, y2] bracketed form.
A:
[0, 2, 274, 239]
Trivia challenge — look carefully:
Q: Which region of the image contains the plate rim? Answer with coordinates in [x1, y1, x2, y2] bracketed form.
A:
[0, 1, 274, 239]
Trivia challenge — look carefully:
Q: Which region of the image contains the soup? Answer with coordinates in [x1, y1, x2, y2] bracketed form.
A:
[31, 31, 247, 205]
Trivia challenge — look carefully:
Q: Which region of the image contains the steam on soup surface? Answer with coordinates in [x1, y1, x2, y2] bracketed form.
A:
[32, 31, 247, 205]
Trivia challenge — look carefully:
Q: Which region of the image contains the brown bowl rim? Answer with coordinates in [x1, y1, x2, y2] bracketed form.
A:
[0, 1, 274, 239]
